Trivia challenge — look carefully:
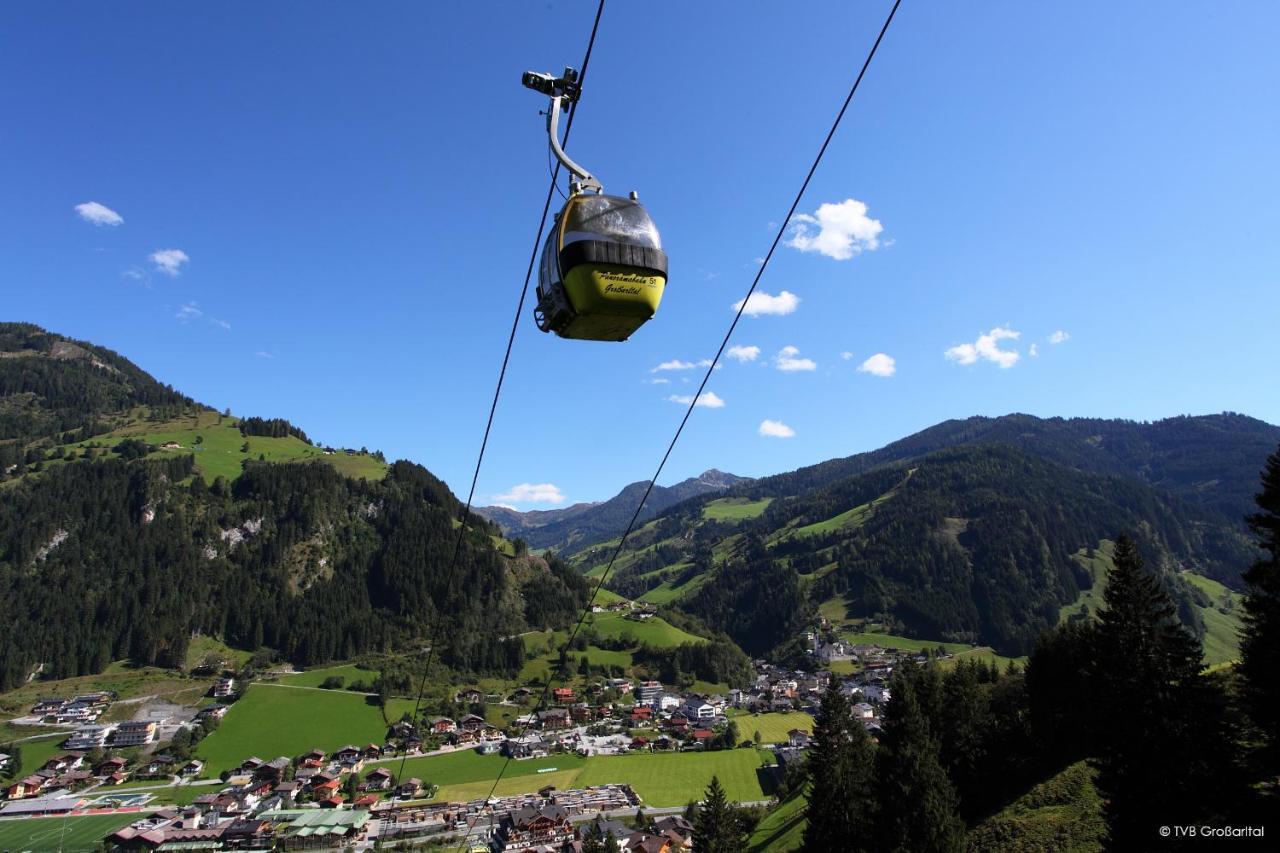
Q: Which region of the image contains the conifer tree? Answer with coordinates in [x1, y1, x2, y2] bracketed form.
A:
[1089, 534, 1240, 847]
[804, 679, 875, 852]
[1241, 445, 1280, 761]
[693, 775, 744, 853]
[873, 662, 964, 853]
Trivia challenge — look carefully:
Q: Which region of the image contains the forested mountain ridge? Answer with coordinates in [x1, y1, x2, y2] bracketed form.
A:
[477, 468, 750, 553]
[574, 415, 1275, 658]
[0, 324, 590, 692]
[0, 322, 192, 455]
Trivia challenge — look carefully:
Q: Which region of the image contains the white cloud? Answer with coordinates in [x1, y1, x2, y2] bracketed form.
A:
[774, 345, 816, 372]
[733, 290, 800, 317]
[840, 351, 854, 361]
[726, 345, 760, 363]
[647, 377, 670, 385]
[1029, 343, 1039, 357]
[210, 318, 231, 331]
[1049, 330, 1071, 345]
[759, 419, 796, 438]
[254, 351, 276, 359]
[667, 392, 725, 408]
[493, 483, 566, 505]
[857, 353, 896, 377]
[945, 326, 1021, 369]
[151, 248, 189, 276]
[175, 302, 202, 322]
[122, 266, 146, 281]
[787, 198, 883, 260]
[74, 201, 123, 226]
[652, 358, 714, 373]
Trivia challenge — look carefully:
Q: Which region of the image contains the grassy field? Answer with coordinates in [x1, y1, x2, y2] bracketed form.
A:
[0, 813, 137, 852]
[1184, 571, 1245, 666]
[747, 787, 806, 851]
[967, 760, 1104, 852]
[275, 663, 380, 690]
[60, 410, 388, 483]
[183, 635, 253, 672]
[841, 631, 973, 655]
[728, 711, 814, 744]
[387, 746, 773, 807]
[702, 497, 772, 521]
[575, 748, 775, 806]
[196, 683, 390, 776]
[0, 729, 67, 775]
[586, 612, 704, 646]
[1058, 542, 1115, 624]
[638, 572, 711, 605]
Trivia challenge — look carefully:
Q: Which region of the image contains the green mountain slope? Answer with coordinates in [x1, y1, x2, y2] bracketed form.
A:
[577, 439, 1264, 657]
[0, 325, 586, 692]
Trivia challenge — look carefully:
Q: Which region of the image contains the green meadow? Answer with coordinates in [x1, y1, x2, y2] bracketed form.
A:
[196, 684, 390, 776]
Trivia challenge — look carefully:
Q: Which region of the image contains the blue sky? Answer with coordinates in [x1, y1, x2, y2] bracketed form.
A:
[3, 1, 1278, 509]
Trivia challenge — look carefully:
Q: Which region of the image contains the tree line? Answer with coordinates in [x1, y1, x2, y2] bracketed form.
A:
[780, 443, 1280, 851]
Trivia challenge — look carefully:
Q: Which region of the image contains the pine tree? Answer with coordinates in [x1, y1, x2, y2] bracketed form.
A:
[803, 679, 875, 852]
[1089, 534, 1240, 847]
[603, 831, 621, 853]
[693, 775, 744, 853]
[1241, 445, 1280, 761]
[873, 662, 964, 853]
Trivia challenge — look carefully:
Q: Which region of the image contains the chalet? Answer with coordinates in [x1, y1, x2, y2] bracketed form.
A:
[852, 702, 875, 719]
[504, 735, 548, 760]
[570, 703, 593, 723]
[333, 745, 361, 764]
[691, 729, 714, 743]
[451, 728, 479, 747]
[397, 777, 423, 798]
[495, 803, 574, 851]
[459, 713, 486, 731]
[240, 756, 265, 773]
[362, 743, 382, 760]
[609, 678, 634, 695]
[552, 687, 575, 703]
[4, 776, 46, 799]
[256, 757, 291, 783]
[455, 687, 483, 704]
[428, 717, 456, 734]
[539, 708, 571, 729]
[212, 676, 236, 698]
[667, 713, 689, 732]
[31, 698, 67, 716]
[221, 819, 275, 849]
[299, 749, 326, 766]
[177, 759, 203, 778]
[477, 739, 502, 755]
[320, 794, 345, 808]
[353, 794, 379, 808]
[196, 705, 229, 722]
[787, 729, 811, 748]
[111, 720, 157, 747]
[630, 706, 653, 724]
[363, 768, 394, 791]
[54, 701, 99, 724]
[311, 776, 341, 798]
[140, 755, 178, 778]
[274, 781, 302, 805]
[43, 754, 84, 773]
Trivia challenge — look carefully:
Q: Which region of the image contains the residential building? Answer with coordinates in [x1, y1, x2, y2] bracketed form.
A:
[65, 724, 112, 750]
[111, 721, 156, 747]
[495, 803, 574, 851]
[637, 681, 663, 705]
[213, 676, 235, 698]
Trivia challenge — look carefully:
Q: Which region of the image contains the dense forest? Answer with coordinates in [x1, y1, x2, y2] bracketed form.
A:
[0, 455, 588, 691]
[0, 323, 191, 454]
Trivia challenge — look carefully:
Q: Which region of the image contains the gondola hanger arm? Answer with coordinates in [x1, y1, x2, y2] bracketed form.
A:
[524, 66, 603, 193]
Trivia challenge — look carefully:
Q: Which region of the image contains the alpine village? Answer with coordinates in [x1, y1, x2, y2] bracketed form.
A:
[0, 320, 1275, 853]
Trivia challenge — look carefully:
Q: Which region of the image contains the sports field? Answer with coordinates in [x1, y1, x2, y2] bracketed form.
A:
[196, 683, 390, 776]
[0, 813, 135, 852]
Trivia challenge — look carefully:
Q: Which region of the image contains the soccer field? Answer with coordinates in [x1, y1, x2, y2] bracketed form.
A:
[0, 813, 135, 852]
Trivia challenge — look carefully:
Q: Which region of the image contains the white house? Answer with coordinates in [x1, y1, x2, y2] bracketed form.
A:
[658, 693, 683, 713]
[682, 698, 715, 721]
[65, 725, 113, 750]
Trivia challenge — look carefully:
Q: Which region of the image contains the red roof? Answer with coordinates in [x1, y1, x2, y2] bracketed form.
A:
[692, 729, 714, 739]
